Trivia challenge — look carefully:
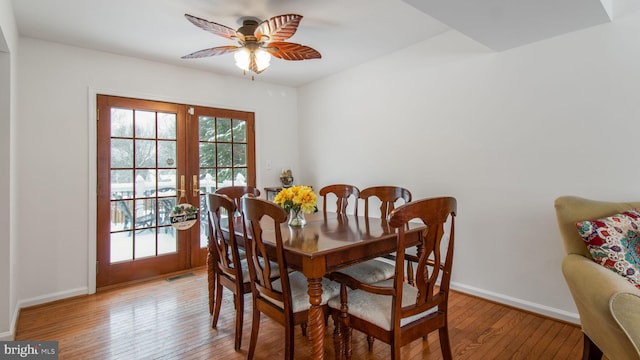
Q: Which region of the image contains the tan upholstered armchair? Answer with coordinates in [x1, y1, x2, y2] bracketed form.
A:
[555, 196, 640, 360]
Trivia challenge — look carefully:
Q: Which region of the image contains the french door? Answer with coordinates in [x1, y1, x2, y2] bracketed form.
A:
[96, 95, 255, 287]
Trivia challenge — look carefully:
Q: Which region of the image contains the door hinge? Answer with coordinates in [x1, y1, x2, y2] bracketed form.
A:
[96, 261, 99, 273]
[96, 109, 99, 121]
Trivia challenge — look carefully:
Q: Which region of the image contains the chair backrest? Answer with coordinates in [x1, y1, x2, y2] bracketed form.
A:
[360, 186, 412, 219]
[319, 184, 360, 216]
[214, 186, 261, 213]
[388, 197, 457, 326]
[207, 193, 244, 283]
[555, 196, 640, 258]
[241, 197, 292, 312]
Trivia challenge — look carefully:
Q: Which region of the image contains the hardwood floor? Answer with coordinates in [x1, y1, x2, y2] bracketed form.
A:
[15, 268, 584, 359]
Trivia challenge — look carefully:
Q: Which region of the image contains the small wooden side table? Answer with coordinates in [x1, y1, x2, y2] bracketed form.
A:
[264, 185, 313, 201]
[264, 187, 282, 201]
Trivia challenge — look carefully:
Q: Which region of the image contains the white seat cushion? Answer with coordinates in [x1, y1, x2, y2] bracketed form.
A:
[229, 259, 279, 284]
[327, 279, 437, 331]
[335, 259, 396, 283]
[267, 272, 341, 312]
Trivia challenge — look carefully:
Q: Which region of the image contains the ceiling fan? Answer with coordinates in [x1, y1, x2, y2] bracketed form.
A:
[181, 13, 321, 78]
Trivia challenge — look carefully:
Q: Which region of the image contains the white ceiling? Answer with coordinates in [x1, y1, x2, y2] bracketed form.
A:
[9, 0, 625, 87]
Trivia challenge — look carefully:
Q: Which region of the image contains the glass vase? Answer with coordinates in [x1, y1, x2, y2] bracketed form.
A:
[288, 208, 306, 227]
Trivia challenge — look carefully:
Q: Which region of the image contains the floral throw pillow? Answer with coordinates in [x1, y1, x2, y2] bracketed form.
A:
[575, 209, 640, 289]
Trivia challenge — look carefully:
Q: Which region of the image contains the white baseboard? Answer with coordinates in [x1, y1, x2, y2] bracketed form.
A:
[0, 305, 20, 341]
[0, 287, 89, 341]
[451, 282, 580, 325]
[18, 287, 89, 309]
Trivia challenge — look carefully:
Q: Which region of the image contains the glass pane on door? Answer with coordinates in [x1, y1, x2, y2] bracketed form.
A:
[197, 115, 249, 248]
[109, 108, 178, 263]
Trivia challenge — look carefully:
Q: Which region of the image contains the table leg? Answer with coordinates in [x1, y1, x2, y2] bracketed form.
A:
[307, 277, 325, 360]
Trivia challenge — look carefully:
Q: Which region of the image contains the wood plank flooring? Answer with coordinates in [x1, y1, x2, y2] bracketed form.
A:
[15, 268, 584, 359]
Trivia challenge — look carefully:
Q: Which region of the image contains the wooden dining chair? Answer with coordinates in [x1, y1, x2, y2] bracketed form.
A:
[206, 193, 251, 351]
[213, 186, 259, 261]
[214, 185, 261, 213]
[360, 185, 418, 279]
[241, 197, 340, 360]
[360, 186, 412, 220]
[319, 184, 359, 216]
[320, 184, 396, 284]
[358, 186, 412, 267]
[329, 196, 457, 360]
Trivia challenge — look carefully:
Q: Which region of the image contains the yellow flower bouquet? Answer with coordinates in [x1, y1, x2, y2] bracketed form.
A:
[274, 185, 318, 226]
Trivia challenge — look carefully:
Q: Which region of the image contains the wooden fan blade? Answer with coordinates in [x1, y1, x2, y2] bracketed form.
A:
[184, 14, 241, 41]
[255, 14, 302, 42]
[181, 46, 240, 59]
[266, 42, 321, 61]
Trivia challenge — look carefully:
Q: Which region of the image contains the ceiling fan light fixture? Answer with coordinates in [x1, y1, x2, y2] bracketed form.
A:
[234, 48, 251, 71]
[254, 48, 271, 71]
[233, 48, 271, 73]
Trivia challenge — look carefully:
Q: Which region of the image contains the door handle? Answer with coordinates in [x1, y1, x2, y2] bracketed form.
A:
[178, 175, 186, 200]
[192, 175, 199, 197]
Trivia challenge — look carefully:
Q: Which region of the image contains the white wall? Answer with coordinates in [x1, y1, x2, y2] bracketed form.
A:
[298, 11, 640, 323]
[0, 0, 18, 340]
[15, 38, 299, 306]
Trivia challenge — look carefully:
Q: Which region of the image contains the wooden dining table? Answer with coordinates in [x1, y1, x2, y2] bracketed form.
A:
[218, 211, 424, 360]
